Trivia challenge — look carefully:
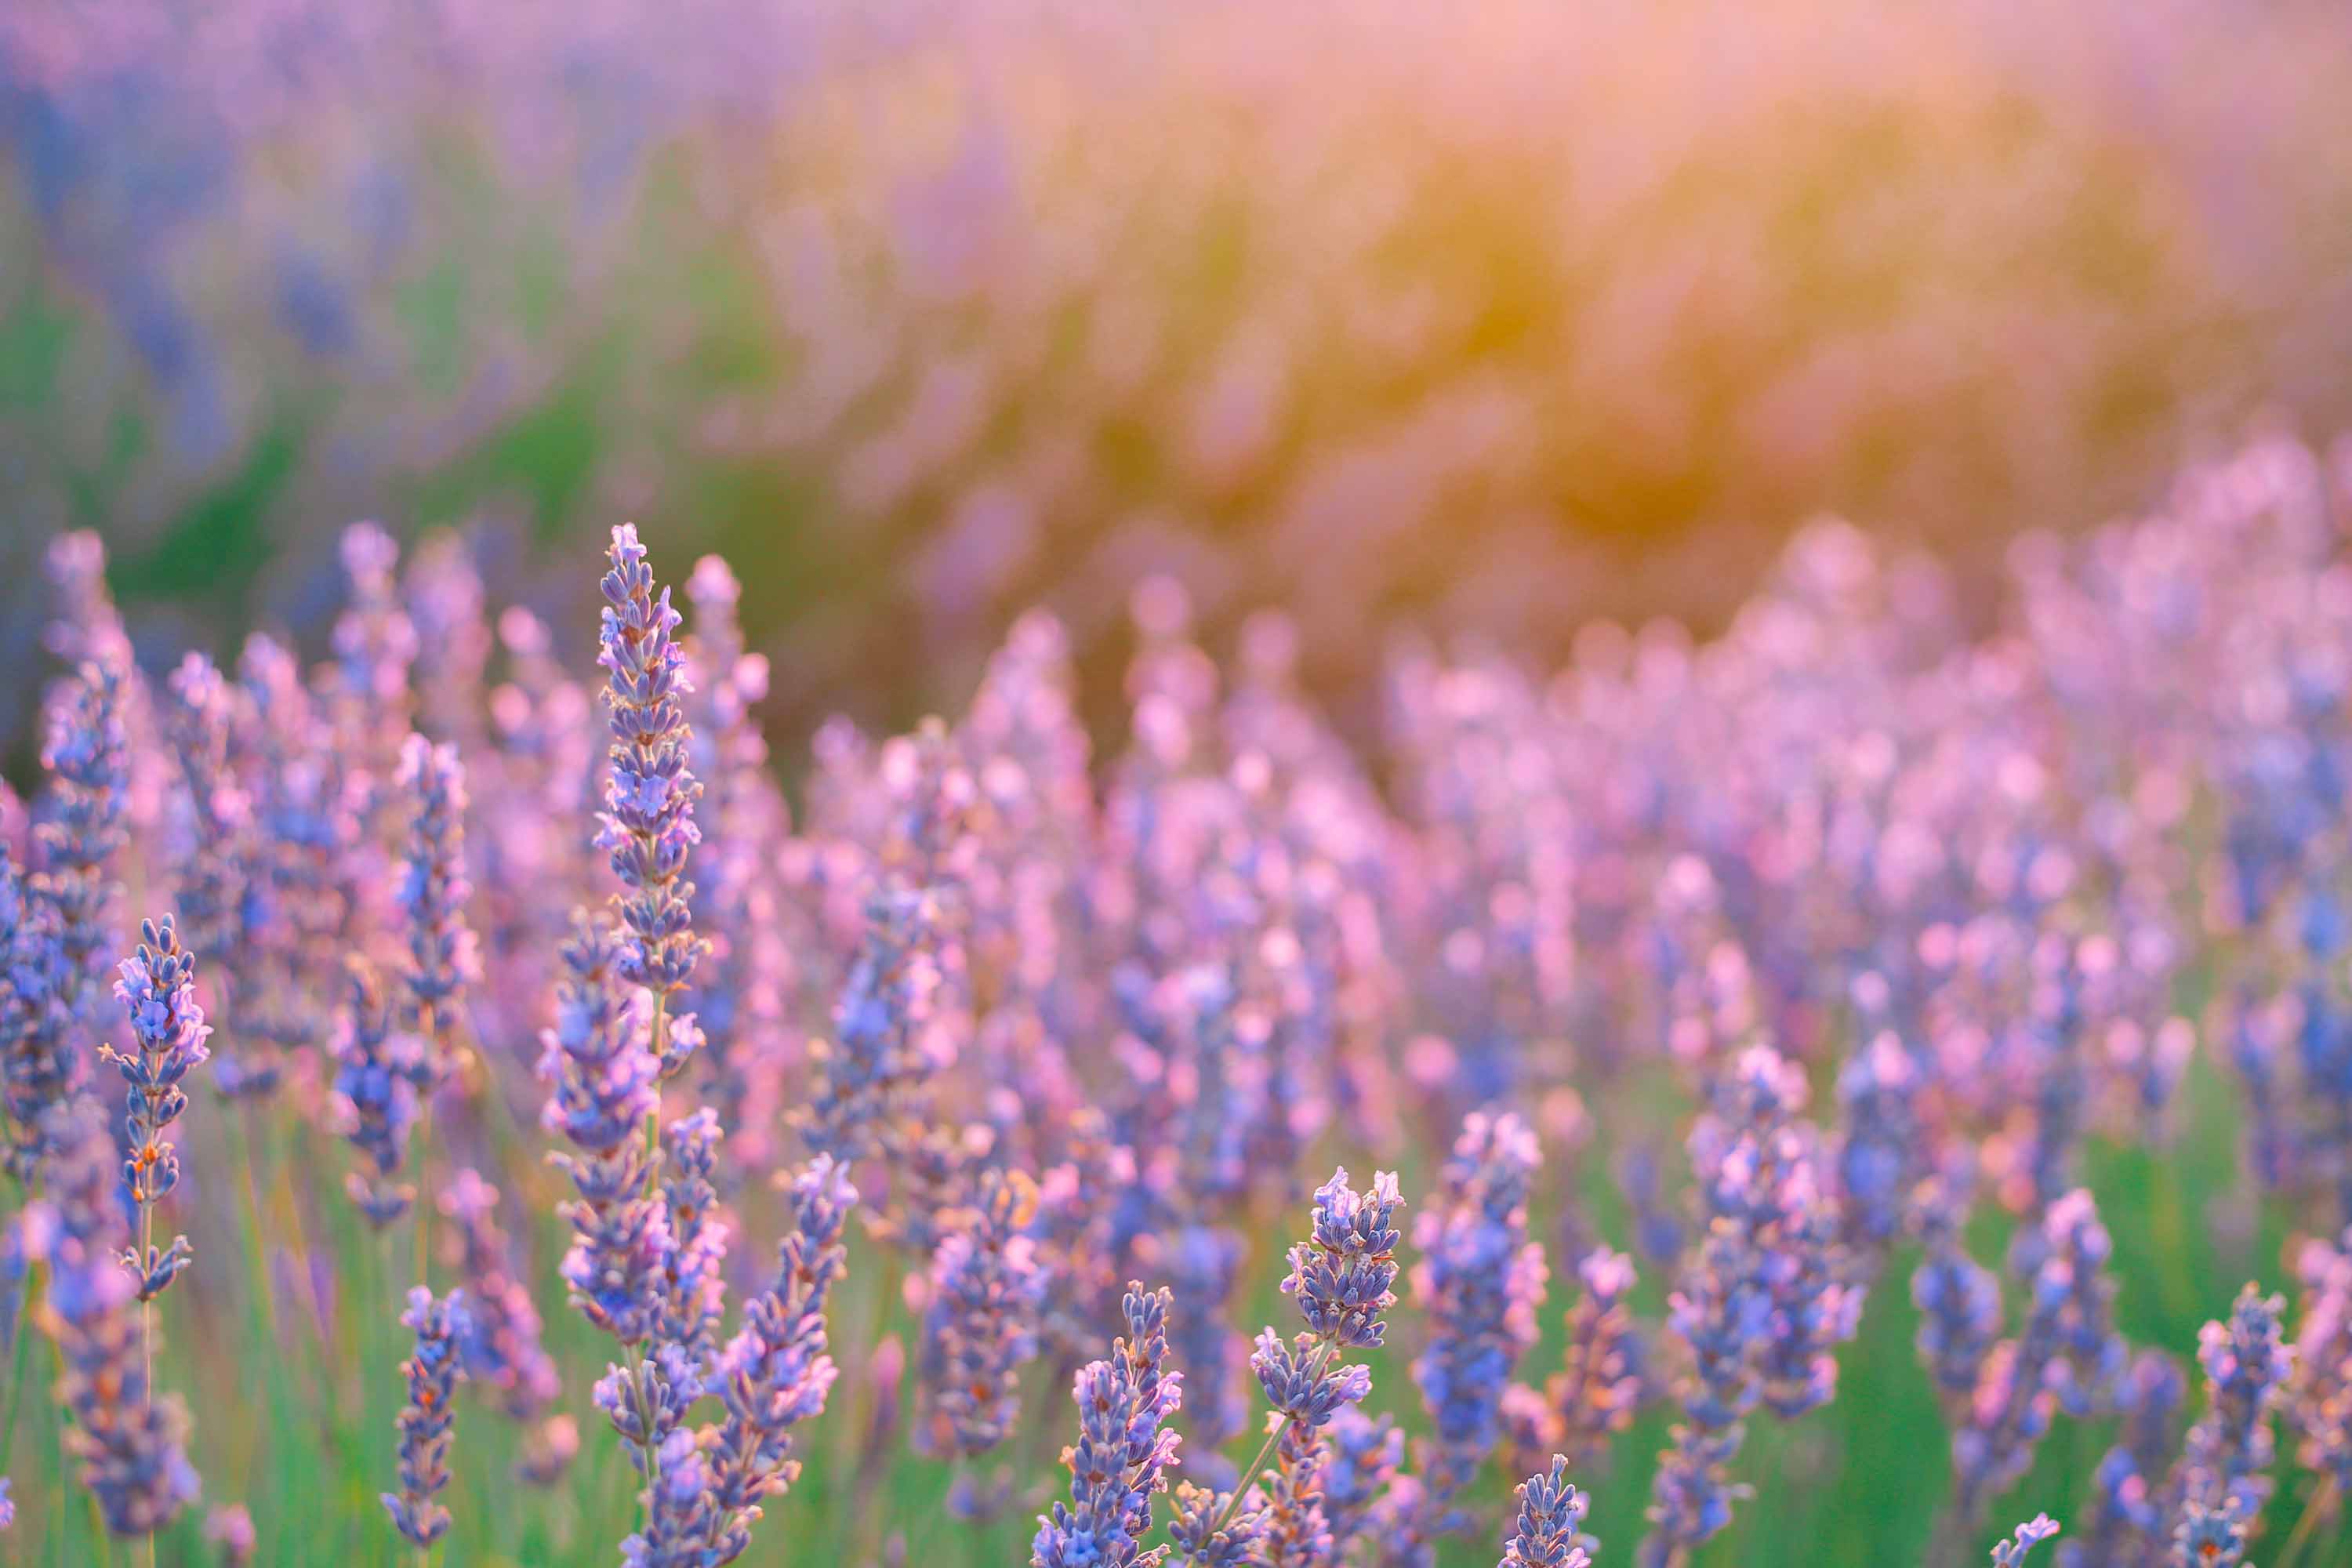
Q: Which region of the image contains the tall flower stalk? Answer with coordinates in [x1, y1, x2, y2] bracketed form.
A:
[596, 522, 708, 1094]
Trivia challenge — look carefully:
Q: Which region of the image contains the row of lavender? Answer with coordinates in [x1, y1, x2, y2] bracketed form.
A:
[13, 1, 2352, 761]
[3, 438, 2352, 1563]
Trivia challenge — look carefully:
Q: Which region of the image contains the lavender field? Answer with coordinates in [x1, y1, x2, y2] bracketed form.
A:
[8, 5, 2352, 1568]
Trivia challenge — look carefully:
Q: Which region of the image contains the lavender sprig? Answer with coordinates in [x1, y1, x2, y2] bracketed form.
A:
[700, 1156, 856, 1562]
[539, 912, 666, 1348]
[2165, 1283, 2293, 1544]
[1, 844, 77, 1180]
[658, 1108, 730, 1368]
[1031, 1282, 1185, 1568]
[100, 915, 212, 1299]
[383, 1285, 470, 1550]
[597, 523, 707, 1070]
[1411, 1111, 1548, 1539]
[1498, 1457, 1592, 1568]
[394, 732, 479, 1080]
[332, 957, 426, 1227]
[1210, 1167, 1403, 1564]
[920, 1167, 1046, 1463]
[1992, 1513, 2061, 1566]
[26, 1096, 199, 1537]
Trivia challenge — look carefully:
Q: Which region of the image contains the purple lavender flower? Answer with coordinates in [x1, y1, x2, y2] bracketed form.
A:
[1213, 1167, 1406, 1567]
[234, 630, 348, 1081]
[1950, 1191, 2120, 1526]
[596, 1342, 705, 1482]
[2291, 1228, 2352, 1497]
[1170, 1479, 1265, 1568]
[1283, 1165, 1405, 1349]
[1641, 1046, 1853, 1566]
[0, 1478, 11, 1532]
[1499, 1457, 1592, 1568]
[27, 1096, 199, 1537]
[395, 731, 479, 1076]
[1032, 1283, 1185, 1568]
[100, 915, 212, 1298]
[2060, 1447, 2155, 1568]
[659, 1108, 731, 1367]
[539, 912, 666, 1345]
[626, 1428, 723, 1567]
[2167, 1501, 2245, 1567]
[35, 636, 132, 993]
[438, 1170, 565, 1480]
[921, 1168, 1047, 1460]
[681, 554, 791, 1167]
[1410, 1111, 1548, 1537]
[1167, 1222, 1250, 1458]
[1258, 1417, 1335, 1568]
[383, 1285, 469, 1549]
[597, 524, 707, 1048]
[1322, 1408, 1405, 1559]
[1835, 1029, 1928, 1250]
[1504, 1247, 1642, 1478]
[803, 884, 949, 1167]
[2166, 1284, 2292, 1537]
[1993, 1513, 2062, 1566]
[1, 843, 78, 1180]
[700, 1156, 856, 1562]
[1912, 1180, 2002, 1404]
[163, 652, 277, 1101]
[205, 1501, 257, 1566]
[331, 956, 426, 1227]
[160, 652, 252, 989]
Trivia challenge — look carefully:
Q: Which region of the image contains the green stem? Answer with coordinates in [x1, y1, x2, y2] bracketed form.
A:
[0, 1258, 37, 1477]
[1208, 1419, 1285, 1540]
[2275, 1479, 2339, 1568]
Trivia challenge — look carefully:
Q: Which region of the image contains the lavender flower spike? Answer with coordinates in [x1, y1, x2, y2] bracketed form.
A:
[1412, 1111, 1548, 1537]
[1171, 1480, 1265, 1568]
[539, 912, 666, 1348]
[2169, 1283, 2292, 1537]
[331, 957, 426, 1227]
[701, 1156, 857, 1562]
[383, 1286, 470, 1549]
[1283, 1165, 1406, 1348]
[28, 1096, 199, 1536]
[101, 915, 212, 1300]
[597, 523, 708, 1073]
[1032, 1283, 1185, 1568]
[1993, 1514, 2062, 1566]
[1228, 1167, 1406, 1568]
[395, 732, 479, 1076]
[1499, 1457, 1592, 1568]
[921, 1167, 1046, 1459]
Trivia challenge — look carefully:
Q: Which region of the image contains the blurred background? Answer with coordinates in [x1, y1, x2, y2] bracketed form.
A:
[5, 0, 2352, 761]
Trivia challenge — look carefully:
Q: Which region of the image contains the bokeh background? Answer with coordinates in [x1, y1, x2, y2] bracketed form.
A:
[6, 0, 2352, 767]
